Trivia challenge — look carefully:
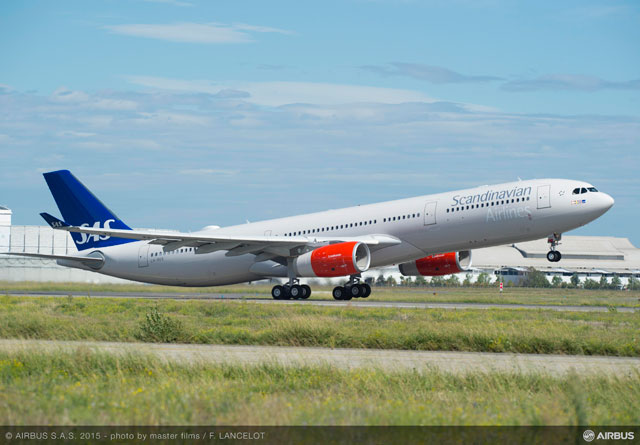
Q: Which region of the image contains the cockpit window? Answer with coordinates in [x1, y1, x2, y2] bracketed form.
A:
[588, 187, 598, 192]
[572, 188, 580, 195]
[580, 187, 588, 194]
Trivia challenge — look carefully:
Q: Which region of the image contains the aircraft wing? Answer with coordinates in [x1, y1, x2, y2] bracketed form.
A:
[40, 213, 401, 259]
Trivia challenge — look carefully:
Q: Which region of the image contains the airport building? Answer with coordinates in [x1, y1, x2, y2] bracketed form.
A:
[1, 206, 639, 287]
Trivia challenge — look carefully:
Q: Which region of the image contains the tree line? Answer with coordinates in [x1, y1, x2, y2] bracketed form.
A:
[372, 268, 639, 290]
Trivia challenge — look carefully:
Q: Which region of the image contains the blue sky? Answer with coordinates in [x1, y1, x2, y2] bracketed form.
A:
[1, 0, 639, 244]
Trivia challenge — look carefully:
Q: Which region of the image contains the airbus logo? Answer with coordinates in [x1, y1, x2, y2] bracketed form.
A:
[77, 219, 115, 245]
[583, 429, 635, 441]
[584, 430, 595, 442]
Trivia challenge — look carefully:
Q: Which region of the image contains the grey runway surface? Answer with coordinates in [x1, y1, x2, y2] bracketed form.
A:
[5, 290, 638, 312]
[1, 339, 638, 376]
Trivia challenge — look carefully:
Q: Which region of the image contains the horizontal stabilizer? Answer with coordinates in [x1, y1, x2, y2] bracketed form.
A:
[2, 252, 104, 265]
[40, 212, 70, 229]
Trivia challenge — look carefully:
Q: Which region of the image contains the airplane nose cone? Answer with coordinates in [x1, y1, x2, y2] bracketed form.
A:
[601, 193, 615, 212]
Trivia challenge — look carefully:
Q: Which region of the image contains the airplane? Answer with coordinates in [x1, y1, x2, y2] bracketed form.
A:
[6, 170, 614, 300]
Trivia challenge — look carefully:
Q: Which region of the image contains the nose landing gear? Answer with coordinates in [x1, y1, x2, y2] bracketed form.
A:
[546, 233, 562, 262]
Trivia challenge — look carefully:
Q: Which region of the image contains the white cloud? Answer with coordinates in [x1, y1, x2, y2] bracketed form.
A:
[125, 76, 435, 105]
[50, 87, 89, 103]
[103, 22, 291, 44]
[502, 74, 640, 92]
[239, 81, 434, 106]
[92, 98, 138, 110]
[130, 111, 210, 127]
[56, 130, 96, 138]
[141, 0, 194, 6]
[232, 23, 293, 35]
[179, 169, 238, 176]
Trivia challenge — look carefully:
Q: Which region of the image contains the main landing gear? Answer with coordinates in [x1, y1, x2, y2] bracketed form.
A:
[546, 233, 562, 262]
[271, 282, 311, 300]
[332, 275, 371, 301]
[270, 260, 372, 301]
[272, 257, 311, 300]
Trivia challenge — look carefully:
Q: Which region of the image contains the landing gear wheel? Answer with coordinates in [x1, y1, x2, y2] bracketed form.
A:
[301, 285, 311, 299]
[272, 285, 285, 300]
[333, 286, 345, 300]
[361, 283, 371, 298]
[289, 285, 303, 299]
[346, 284, 360, 299]
[547, 251, 561, 262]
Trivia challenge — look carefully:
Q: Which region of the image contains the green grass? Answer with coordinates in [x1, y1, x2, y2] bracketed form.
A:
[0, 280, 258, 294]
[2, 281, 639, 307]
[1, 295, 639, 356]
[0, 350, 638, 425]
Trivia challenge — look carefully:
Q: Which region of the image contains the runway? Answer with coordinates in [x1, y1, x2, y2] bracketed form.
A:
[5, 290, 638, 312]
[1, 339, 638, 376]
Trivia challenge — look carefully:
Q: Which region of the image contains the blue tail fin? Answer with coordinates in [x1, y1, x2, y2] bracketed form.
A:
[43, 170, 134, 251]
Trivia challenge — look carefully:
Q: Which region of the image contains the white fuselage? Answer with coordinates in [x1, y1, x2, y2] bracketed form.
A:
[60, 178, 614, 286]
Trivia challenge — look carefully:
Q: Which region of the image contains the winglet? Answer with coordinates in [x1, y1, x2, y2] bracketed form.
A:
[40, 212, 70, 229]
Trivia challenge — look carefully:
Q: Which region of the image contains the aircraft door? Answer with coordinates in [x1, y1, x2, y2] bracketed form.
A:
[537, 185, 551, 209]
[138, 244, 150, 267]
[423, 201, 437, 225]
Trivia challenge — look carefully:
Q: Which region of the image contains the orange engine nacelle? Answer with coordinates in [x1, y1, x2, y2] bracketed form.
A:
[398, 251, 472, 276]
[295, 241, 371, 277]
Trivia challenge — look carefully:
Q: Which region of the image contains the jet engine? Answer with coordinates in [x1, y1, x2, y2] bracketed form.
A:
[295, 241, 371, 277]
[398, 251, 472, 276]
